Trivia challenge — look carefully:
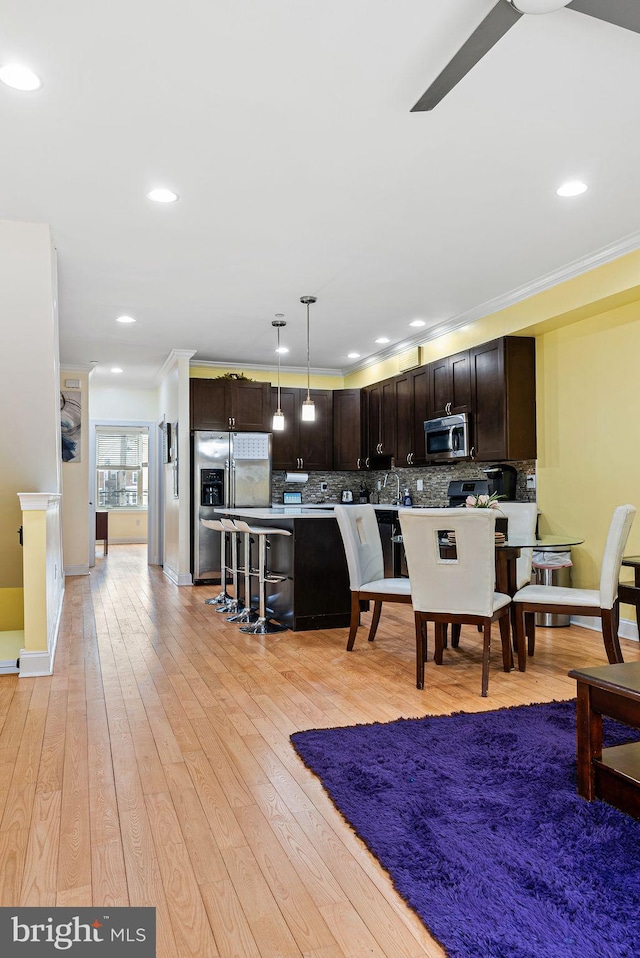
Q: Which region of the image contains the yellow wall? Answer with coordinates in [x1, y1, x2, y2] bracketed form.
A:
[22, 509, 47, 652]
[189, 366, 344, 390]
[535, 301, 640, 595]
[107, 510, 148, 542]
[0, 587, 24, 630]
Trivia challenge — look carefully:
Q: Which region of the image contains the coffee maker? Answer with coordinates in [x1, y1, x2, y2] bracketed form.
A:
[483, 464, 517, 501]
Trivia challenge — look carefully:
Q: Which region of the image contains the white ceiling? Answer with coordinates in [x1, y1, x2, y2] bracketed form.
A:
[2, 0, 640, 387]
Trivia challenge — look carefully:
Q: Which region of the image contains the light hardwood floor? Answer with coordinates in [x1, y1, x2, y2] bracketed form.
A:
[1, 544, 638, 957]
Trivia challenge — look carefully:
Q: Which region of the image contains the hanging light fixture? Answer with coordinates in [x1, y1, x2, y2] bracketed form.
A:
[272, 316, 287, 432]
[300, 295, 317, 422]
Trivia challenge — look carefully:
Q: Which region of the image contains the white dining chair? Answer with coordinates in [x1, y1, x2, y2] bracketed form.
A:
[399, 507, 512, 697]
[513, 504, 636, 666]
[497, 501, 538, 589]
[334, 505, 416, 678]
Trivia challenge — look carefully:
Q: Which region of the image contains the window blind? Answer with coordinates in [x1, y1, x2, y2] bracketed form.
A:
[96, 430, 148, 469]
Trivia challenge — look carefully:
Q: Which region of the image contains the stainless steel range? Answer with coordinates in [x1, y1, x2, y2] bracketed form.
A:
[446, 478, 489, 507]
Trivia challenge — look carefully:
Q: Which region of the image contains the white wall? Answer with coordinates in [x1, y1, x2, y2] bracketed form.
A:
[90, 386, 159, 421]
[0, 219, 61, 588]
[157, 350, 195, 585]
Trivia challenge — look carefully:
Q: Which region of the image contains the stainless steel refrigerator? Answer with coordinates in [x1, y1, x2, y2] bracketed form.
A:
[192, 431, 272, 583]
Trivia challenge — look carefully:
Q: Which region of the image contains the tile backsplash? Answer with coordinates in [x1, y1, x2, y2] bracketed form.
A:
[272, 460, 537, 507]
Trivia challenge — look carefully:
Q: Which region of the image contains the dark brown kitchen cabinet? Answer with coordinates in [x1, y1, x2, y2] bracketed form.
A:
[332, 388, 367, 471]
[395, 365, 430, 465]
[364, 378, 396, 460]
[429, 350, 471, 418]
[469, 336, 536, 462]
[190, 378, 271, 431]
[270, 387, 333, 471]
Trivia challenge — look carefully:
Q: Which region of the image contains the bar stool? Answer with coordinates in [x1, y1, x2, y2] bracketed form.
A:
[237, 523, 292, 635]
[225, 518, 259, 624]
[219, 518, 244, 616]
[200, 518, 232, 607]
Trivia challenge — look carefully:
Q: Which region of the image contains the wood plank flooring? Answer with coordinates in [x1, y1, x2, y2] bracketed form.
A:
[1, 544, 638, 957]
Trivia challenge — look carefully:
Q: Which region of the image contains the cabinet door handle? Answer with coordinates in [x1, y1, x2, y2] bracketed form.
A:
[406, 453, 411, 465]
[365, 457, 370, 468]
[300, 458, 304, 469]
[470, 446, 475, 459]
[357, 458, 361, 469]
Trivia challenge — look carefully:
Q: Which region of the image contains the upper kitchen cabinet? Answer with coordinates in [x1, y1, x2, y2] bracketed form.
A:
[190, 378, 271, 431]
[333, 389, 367, 471]
[364, 378, 396, 462]
[271, 387, 333, 471]
[429, 350, 471, 418]
[395, 365, 430, 465]
[470, 336, 536, 462]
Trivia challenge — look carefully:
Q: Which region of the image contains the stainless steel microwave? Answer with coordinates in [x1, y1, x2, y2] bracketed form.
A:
[424, 413, 470, 463]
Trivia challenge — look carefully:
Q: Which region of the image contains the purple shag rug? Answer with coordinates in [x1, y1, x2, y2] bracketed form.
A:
[291, 700, 640, 958]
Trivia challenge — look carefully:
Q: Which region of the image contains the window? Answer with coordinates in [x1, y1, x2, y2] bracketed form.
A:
[96, 427, 148, 509]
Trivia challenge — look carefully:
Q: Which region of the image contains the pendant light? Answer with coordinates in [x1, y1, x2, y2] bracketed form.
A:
[272, 317, 286, 432]
[300, 295, 317, 422]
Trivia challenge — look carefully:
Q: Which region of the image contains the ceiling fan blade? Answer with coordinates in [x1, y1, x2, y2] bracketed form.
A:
[411, 2, 522, 112]
[566, 0, 640, 34]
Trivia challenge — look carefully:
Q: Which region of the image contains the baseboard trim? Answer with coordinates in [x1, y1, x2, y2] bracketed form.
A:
[109, 537, 148, 544]
[162, 565, 192, 586]
[570, 614, 639, 642]
[65, 564, 90, 576]
[0, 659, 19, 674]
[18, 648, 54, 677]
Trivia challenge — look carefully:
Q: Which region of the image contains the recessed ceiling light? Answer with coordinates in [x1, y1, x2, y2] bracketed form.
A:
[146, 187, 178, 203]
[275, 346, 289, 354]
[556, 180, 587, 197]
[116, 315, 136, 324]
[375, 337, 390, 344]
[347, 352, 361, 359]
[409, 319, 426, 328]
[111, 367, 123, 374]
[0, 63, 42, 91]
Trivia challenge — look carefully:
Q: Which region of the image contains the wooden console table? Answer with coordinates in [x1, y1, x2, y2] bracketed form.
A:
[568, 661, 640, 818]
[619, 555, 640, 634]
[96, 511, 109, 556]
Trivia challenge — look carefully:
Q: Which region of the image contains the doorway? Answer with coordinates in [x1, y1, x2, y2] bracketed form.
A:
[88, 420, 159, 567]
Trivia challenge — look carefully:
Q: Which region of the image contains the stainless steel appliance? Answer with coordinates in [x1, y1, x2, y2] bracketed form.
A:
[192, 431, 272, 583]
[446, 478, 488, 508]
[424, 412, 470, 463]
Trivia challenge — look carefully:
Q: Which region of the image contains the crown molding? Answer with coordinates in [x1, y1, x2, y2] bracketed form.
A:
[189, 358, 340, 378]
[60, 362, 98, 374]
[155, 349, 198, 386]
[341, 228, 640, 375]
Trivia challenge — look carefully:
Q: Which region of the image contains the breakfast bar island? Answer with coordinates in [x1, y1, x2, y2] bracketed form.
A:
[215, 506, 353, 631]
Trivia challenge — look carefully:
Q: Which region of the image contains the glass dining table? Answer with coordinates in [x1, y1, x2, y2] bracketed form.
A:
[390, 532, 584, 666]
[391, 532, 584, 594]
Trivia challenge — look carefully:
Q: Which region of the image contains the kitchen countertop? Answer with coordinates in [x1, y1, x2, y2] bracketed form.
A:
[213, 504, 407, 519]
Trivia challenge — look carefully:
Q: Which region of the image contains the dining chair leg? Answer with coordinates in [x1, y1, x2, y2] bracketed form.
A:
[414, 612, 425, 689]
[451, 624, 461, 647]
[514, 605, 527, 672]
[367, 601, 383, 642]
[602, 605, 624, 664]
[498, 613, 512, 672]
[346, 592, 361, 651]
[434, 623, 445, 665]
[481, 621, 492, 698]
[525, 612, 536, 656]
